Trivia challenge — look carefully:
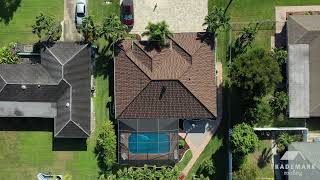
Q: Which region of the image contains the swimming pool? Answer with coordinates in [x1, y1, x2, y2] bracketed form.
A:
[128, 133, 170, 154]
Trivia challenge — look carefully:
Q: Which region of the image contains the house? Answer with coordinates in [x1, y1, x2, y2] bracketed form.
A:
[283, 142, 320, 179]
[287, 15, 320, 119]
[0, 42, 91, 138]
[115, 33, 217, 164]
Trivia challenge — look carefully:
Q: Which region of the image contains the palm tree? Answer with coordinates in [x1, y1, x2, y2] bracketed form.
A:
[98, 14, 128, 50]
[203, 6, 230, 36]
[142, 21, 173, 47]
[79, 16, 97, 44]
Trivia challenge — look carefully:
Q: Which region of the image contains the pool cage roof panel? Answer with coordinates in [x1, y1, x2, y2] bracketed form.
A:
[118, 119, 180, 164]
[119, 118, 179, 132]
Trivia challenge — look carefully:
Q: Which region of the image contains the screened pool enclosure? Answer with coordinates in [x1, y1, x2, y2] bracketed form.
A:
[118, 119, 179, 164]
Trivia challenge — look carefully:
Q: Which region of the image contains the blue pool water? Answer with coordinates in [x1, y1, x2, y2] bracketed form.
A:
[128, 133, 170, 154]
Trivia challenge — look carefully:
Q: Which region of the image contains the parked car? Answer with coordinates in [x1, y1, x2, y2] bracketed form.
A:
[75, 0, 87, 27]
[121, 3, 134, 27]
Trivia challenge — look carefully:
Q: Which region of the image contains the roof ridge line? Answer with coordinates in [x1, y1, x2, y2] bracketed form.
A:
[291, 17, 309, 44]
[117, 80, 152, 118]
[54, 120, 71, 136]
[124, 50, 152, 79]
[178, 80, 216, 118]
[133, 41, 153, 61]
[46, 46, 63, 65]
[63, 44, 88, 65]
[71, 120, 90, 136]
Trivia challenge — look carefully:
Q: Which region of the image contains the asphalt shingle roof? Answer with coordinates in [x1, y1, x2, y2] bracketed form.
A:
[115, 33, 217, 119]
[0, 42, 91, 138]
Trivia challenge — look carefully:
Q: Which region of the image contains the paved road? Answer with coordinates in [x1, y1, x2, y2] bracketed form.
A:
[62, 0, 81, 42]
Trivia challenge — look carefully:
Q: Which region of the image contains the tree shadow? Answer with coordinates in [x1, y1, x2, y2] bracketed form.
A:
[196, 32, 215, 50]
[258, 147, 272, 168]
[52, 138, 87, 151]
[0, 0, 22, 24]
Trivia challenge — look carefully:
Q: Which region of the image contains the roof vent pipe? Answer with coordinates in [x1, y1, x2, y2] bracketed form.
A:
[21, 85, 27, 90]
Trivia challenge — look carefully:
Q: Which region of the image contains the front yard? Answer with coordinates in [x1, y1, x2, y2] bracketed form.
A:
[0, 0, 63, 46]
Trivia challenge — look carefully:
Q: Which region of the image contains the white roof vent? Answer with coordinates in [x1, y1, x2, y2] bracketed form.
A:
[21, 85, 27, 90]
[66, 102, 70, 108]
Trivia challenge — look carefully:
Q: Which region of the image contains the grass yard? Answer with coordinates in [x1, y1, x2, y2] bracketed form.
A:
[176, 150, 192, 172]
[0, 0, 63, 46]
[243, 140, 274, 179]
[186, 126, 227, 180]
[89, 0, 120, 24]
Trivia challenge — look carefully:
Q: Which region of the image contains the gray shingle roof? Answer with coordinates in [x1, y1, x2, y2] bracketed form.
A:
[288, 15, 320, 118]
[0, 64, 56, 84]
[0, 42, 91, 138]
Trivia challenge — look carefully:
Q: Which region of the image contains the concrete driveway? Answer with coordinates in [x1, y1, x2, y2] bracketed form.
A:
[123, 0, 207, 35]
[62, 0, 82, 42]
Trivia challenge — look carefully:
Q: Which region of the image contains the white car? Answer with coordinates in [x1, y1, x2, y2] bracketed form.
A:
[75, 0, 87, 27]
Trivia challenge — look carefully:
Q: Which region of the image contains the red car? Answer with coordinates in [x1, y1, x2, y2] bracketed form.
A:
[121, 3, 134, 27]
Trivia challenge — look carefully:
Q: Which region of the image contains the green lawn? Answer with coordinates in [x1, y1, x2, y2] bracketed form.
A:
[186, 126, 226, 180]
[244, 140, 274, 179]
[176, 150, 192, 172]
[0, 0, 63, 46]
[89, 0, 120, 24]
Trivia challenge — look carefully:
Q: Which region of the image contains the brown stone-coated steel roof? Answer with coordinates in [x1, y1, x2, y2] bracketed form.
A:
[115, 33, 217, 119]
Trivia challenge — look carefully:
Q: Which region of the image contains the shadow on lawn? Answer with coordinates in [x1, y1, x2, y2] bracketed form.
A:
[0, 117, 53, 131]
[0, 0, 22, 24]
[52, 138, 87, 151]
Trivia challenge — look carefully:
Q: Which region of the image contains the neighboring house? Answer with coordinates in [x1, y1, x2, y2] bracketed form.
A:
[0, 42, 91, 138]
[287, 15, 320, 118]
[284, 142, 320, 180]
[115, 33, 217, 164]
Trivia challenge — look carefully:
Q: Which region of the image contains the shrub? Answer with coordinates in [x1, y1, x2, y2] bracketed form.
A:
[0, 43, 18, 64]
[197, 159, 216, 177]
[179, 139, 185, 149]
[231, 123, 259, 168]
[95, 120, 117, 172]
[233, 164, 257, 180]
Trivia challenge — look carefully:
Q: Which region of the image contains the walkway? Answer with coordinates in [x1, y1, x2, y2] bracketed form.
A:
[180, 62, 223, 177]
[61, 0, 81, 42]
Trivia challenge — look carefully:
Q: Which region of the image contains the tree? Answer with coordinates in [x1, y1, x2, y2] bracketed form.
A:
[233, 24, 258, 57]
[95, 120, 117, 172]
[142, 21, 173, 47]
[271, 91, 288, 116]
[80, 16, 97, 44]
[0, 43, 18, 64]
[99, 14, 128, 50]
[197, 159, 216, 177]
[104, 165, 179, 179]
[229, 48, 282, 97]
[32, 13, 61, 42]
[231, 123, 259, 167]
[276, 133, 293, 154]
[245, 96, 273, 126]
[271, 48, 288, 65]
[233, 165, 257, 180]
[203, 6, 230, 35]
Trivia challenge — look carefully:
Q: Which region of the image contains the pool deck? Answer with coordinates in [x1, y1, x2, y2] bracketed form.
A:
[119, 132, 179, 162]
